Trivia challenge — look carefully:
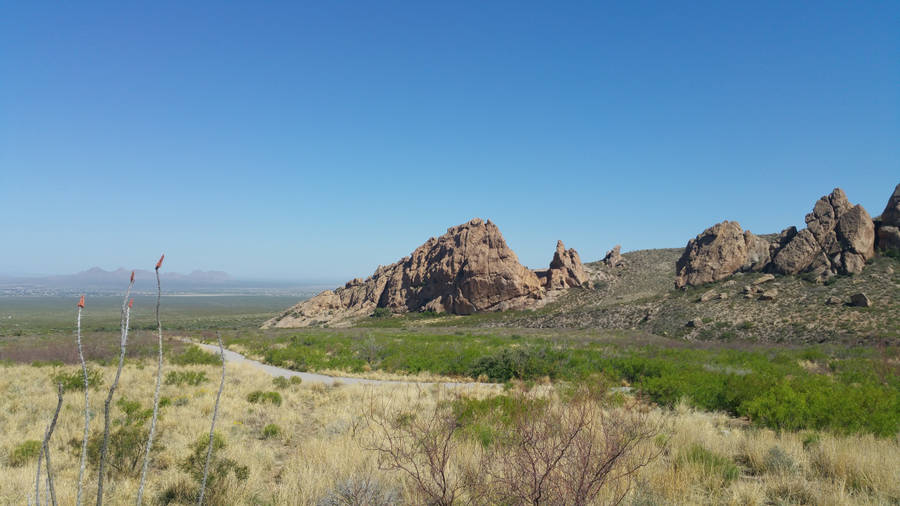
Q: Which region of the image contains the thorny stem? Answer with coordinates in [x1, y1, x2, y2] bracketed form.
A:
[96, 277, 134, 506]
[198, 332, 227, 506]
[137, 259, 164, 505]
[76, 305, 90, 506]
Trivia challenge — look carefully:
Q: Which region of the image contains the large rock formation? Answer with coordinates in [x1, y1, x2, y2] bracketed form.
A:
[538, 240, 591, 290]
[675, 188, 877, 288]
[603, 245, 624, 267]
[675, 221, 759, 288]
[264, 218, 575, 328]
[771, 188, 874, 276]
[875, 183, 900, 251]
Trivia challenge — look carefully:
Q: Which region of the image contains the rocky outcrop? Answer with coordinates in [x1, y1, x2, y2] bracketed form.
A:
[676, 188, 878, 287]
[539, 240, 591, 290]
[264, 219, 553, 328]
[603, 245, 624, 267]
[875, 183, 900, 251]
[771, 188, 874, 277]
[675, 221, 764, 288]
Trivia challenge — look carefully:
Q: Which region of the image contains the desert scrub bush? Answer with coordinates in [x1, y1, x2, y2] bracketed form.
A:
[51, 366, 103, 391]
[467, 346, 562, 382]
[159, 432, 249, 505]
[680, 444, 740, 484]
[247, 390, 282, 407]
[272, 375, 302, 389]
[170, 345, 220, 365]
[165, 370, 208, 386]
[317, 475, 401, 506]
[8, 440, 42, 467]
[83, 397, 158, 478]
[371, 307, 392, 318]
[261, 423, 281, 439]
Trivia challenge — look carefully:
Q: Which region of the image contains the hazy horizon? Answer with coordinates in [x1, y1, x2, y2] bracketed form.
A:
[3, 1, 897, 280]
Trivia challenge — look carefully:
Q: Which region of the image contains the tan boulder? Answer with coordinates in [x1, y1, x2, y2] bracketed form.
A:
[675, 221, 749, 288]
[263, 218, 544, 328]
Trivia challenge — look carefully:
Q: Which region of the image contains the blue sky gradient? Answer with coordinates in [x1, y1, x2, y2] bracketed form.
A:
[2, 1, 897, 280]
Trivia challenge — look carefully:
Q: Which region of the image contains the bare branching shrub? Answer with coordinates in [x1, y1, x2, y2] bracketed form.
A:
[316, 475, 401, 506]
[364, 386, 666, 506]
[363, 389, 475, 506]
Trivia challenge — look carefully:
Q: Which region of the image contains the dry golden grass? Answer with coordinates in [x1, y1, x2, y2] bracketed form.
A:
[1, 363, 898, 505]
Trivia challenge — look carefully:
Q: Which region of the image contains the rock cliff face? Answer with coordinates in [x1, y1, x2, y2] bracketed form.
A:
[264, 218, 588, 328]
[876, 183, 900, 252]
[675, 188, 878, 288]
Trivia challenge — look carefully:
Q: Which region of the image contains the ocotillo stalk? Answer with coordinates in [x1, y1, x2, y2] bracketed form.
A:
[137, 254, 164, 506]
[76, 295, 89, 506]
[198, 331, 226, 506]
[96, 273, 134, 506]
[36, 383, 64, 506]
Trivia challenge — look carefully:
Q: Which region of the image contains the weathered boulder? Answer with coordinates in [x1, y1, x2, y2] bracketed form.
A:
[759, 289, 778, 301]
[850, 293, 872, 307]
[825, 296, 843, 306]
[263, 218, 544, 328]
[675, 221, 750, 288]
[771, 188, 875, 277]
[699, 290, 717, 302]
[603, 245, 624, 267]
[540, 240, 591, 290]
[752, 274, 775, 285]
[876, 183, 900, 251]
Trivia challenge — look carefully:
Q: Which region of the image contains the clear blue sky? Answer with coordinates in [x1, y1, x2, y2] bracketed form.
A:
[1, 1, 897, 280]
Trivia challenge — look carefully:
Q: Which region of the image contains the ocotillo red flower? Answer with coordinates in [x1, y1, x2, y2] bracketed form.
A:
[156, 254, 165, 270]
[128, 299, 134, 308]
[130, 271, 135, 283]
[78, 295, 85, 308]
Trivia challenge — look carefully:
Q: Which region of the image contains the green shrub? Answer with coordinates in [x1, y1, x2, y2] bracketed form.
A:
[160, 432, 249, 505]
[165, 370, 208, 386]
[272, 376, 302, 389]
[171, 345, 220, 366]
[51, 367, 104, 392]
[247, 390, 282, 407]
[84, 397, 157, 477]
[467, 347, 561, 382]
[262, 423, 281, 439]
[371, 307, 392, 318]
[681, 444, 740, 483]
[9, 440, 42, 467]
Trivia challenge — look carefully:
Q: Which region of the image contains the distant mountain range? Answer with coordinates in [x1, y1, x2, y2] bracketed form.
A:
[0, 268, 331, 296]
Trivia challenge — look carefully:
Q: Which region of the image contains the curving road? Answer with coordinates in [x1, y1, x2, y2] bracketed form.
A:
[189, 340, 496, 388]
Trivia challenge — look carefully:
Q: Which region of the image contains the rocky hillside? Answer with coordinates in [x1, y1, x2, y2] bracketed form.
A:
[264, 218, 590, 328]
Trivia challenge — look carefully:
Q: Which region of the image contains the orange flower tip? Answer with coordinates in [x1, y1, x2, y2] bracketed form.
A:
[77, 295, 85, 308]
[156, 254, 165, 270]
[130, 270, 135, 283]
[128, 299, 134, 308]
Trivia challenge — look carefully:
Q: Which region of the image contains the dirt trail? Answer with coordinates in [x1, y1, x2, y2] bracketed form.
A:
[189, 340, 495, 388]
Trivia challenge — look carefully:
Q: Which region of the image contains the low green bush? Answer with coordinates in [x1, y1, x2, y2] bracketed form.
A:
[51, 367, 104, 392]
[272, 376, 302, 389]
[159, 432, 249, 505]
[9, 440, 42, 467]
[165, 370, 208, 386]
[262, 423, 281, 439]
[247, 390, 282, 407]
[371, 307, 392, 318]
[171, 345, 220, 366]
